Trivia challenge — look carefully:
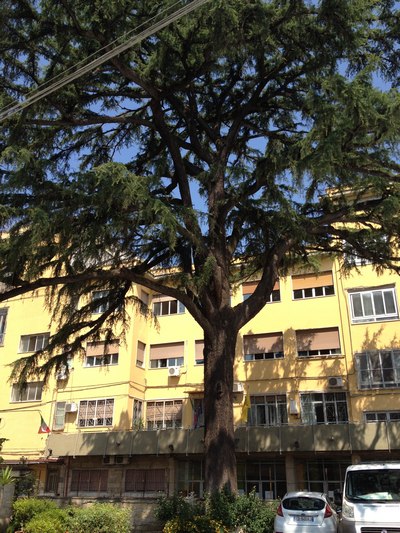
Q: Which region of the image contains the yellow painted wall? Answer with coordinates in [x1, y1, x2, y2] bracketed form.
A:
[0, 256, 399, 461]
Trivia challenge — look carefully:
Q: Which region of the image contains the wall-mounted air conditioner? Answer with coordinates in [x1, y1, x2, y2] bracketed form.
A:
[289, 399, 299, 415]
[103, 455, 129, 465]
[328, 376, 344, 388]
[168, 366, 180, 377]
[65, 402, 78, 413]
[232, 382, 244, 393]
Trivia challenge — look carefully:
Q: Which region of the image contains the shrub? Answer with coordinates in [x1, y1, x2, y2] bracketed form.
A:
[24, 509, 67, 533]
[65, 502, 131, 533]
[156, 494, 203, 523]
[10, 498, 57, 531]
[232, 492, 277, 533]
[206, 489, 236, 529]
[163, 515, 228, 533]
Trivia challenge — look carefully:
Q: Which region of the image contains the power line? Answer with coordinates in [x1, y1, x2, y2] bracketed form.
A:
[0, 0, 210, 123]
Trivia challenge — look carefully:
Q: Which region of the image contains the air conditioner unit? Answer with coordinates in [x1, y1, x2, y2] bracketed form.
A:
[328, 376, 344, 388]
[65, 402, 78, 413]
[233, 382, 244, 393]
[103, 456, 129, 465]
[168, 366, 180, 377]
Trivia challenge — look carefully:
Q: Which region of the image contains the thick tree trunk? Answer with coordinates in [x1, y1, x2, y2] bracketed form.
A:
[203, 323, 238, 493]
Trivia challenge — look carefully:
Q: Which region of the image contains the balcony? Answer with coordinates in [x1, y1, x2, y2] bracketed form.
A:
[46, 421, 400, 458]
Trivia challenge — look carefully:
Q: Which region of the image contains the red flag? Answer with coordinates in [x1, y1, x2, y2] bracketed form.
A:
[38, 415, 50, 434]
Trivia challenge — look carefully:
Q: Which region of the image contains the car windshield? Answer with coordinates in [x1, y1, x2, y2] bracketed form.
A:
[282, 497, 325, 511]
[346, 469, 400, 502]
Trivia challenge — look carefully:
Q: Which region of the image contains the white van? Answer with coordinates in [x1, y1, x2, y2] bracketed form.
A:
[339, 462, 400, 532]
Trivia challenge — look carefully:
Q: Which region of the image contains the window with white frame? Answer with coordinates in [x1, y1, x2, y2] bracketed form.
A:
[242, 281, 280, 303]
[11, 381, 43, 402]
[292, 272, 335, 300]
[296, 327, 341, 357]
[92, 290, 110, 314]
[356, 350, 400, 389]
[78, 398, 114, 427]
[149, 342, 184, 368]
[146, 399, 183, 429]
[53, 401, 66, 430]
[152, 294, 185, 316]
[249, 395, 288, 426]
[349, 287, 398, 323]
[0, 308, 7, 345]
[84, 340, 119, 367]
[365, 411, 400, 422]
[300, 392, 348, 425]
[19, 333, 49, 353]
[243, 332, 284, 361]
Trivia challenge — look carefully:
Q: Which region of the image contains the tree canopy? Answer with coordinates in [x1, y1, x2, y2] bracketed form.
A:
[1, 0, 400, 491]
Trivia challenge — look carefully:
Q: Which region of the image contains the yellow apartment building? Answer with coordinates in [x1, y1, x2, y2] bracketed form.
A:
[0, 255, 400, 504]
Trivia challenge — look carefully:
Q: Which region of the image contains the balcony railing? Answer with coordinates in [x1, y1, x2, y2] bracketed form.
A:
[46, 420, 400, 457]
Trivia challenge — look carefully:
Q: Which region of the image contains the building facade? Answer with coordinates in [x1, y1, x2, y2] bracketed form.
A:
[1, 256, 400, 504]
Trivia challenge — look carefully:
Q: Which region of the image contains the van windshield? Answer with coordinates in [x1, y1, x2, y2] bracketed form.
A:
[346, 469, 400, 502]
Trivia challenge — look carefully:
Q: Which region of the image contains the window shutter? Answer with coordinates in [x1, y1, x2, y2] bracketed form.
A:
[292, 271, 333, 290]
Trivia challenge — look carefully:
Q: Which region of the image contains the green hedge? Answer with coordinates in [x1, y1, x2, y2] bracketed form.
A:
[65, 502, 131, 533]
[8, 499, 132, 533]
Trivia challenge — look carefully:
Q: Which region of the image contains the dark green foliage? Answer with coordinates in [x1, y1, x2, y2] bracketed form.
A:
[157, 492, 278, 533]
[14, 471, 38, 498]
[156, 494, 204, 523]
[1, 0, 400, 491]
[231, 491, 277, 533]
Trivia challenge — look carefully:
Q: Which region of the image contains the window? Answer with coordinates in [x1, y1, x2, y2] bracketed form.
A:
[192, 398, 204, 428]
[11, 382, 43, 402]
[125, 469, 165, 492]
[70, 470, 108, 492]
[300, 392, 348, 425]
[45, 468, 60, 493]
[243, 333, 283, 361]
[0, 308, 7, 344]
[146, 399, 183, 429]
[365, 411, 400, 422]
[53, 402, 66, 430]
[133, 399, 143, 429]
[242, 281, 280, 303]
[296, 327, 341, 357]
[292, 271, 334, 300]
[356, 350, 400, 389]
[349, 287, 398, 323]
[78, 399, 114, 427]
[152, 294, 185, 316]
[92, 290, 110, 314]
[249, 395, 288, 426]
[84, 340, 119, 367]
[136, 341, 145, 367]
[195, 340, 204, 365]
[149, 342, 184, 368]
[19, 333, 49, 353]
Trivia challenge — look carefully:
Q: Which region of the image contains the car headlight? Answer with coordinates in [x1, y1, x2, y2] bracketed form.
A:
[342, 501, 354, 519]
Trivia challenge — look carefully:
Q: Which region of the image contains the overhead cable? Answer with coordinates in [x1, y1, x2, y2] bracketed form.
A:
[0, 0, 210, 122]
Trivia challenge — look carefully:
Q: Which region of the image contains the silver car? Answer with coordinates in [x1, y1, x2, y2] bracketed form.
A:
[274, 491, 339, 533]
